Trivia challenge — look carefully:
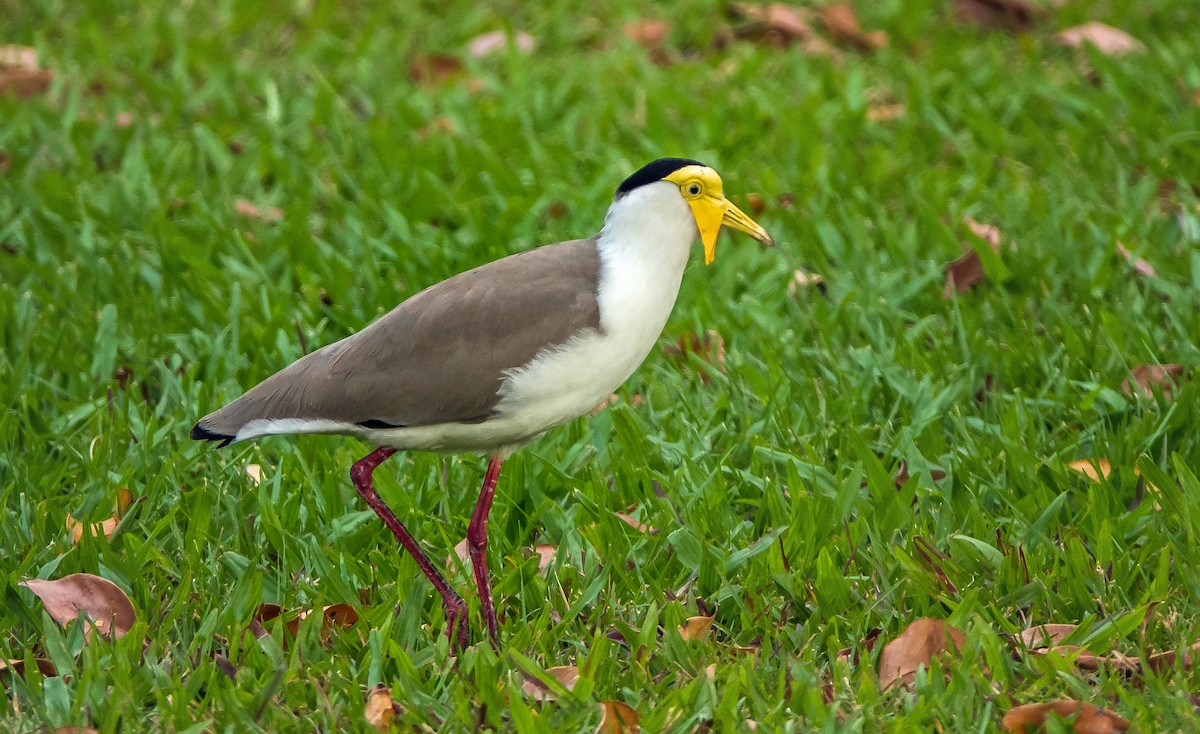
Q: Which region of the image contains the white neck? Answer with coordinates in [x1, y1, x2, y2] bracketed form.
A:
[595, 181, 697, 339]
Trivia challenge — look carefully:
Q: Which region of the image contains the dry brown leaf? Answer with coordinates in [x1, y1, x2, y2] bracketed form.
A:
[819, 3, 888, 51]
[1121, 364, 1184, 400]
[417, 115, 457, 139]
[1057, 22, 1144, 56]
[447, 537, 470, 570]
[867, 103, 906, 122]
[730, 3, 814, 43]
[1116, 242, 1157, 278]
[662, 330, 726, 383]
[251, 602, 357, 641]
[0, 45, 53, 99]
[364, 683, 403, 731]
[943, 216, 1003, 297]
[1068, 458, 1112, 482]
[50, 728, 100, 734]
[614, 511, 657, 535]
[0, 658, 57, 678]
[953, 0, 1044, 31]
[1013, 621, 1200, 676]
[893, 459, 948, 487]
[788, 269, 826, 295]
[468, 30, 535, 58]
[20, 573, 136, 639]
[521, 665, 579, 702]
[66, 487, 134, 543]
[624, 20, 672, 49]
[1002, 700, 1130, 733]
[728, 3, 838, 55]
[251, 603, 294, 639]
[877, 618, 965, 689]
[745, 192, 766, 217]
[1016, 623, 1079, 651]
[596, 701, 640, 733]
[312, 603, 360, 631]
[533, 544, 557, 573]
[678, 615, 715, 641]
[409, 54, 462, 85]
[234, 199, 283, 223]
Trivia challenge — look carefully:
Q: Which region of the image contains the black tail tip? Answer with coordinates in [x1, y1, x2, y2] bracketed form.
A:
[191, 422, 234, 448]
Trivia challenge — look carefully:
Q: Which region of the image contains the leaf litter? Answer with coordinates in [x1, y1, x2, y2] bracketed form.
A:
[65, 487, 134, 543]
[19, 573, 136, 640]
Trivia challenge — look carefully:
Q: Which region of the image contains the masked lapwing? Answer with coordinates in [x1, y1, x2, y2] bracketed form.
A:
[191, 157, 775, 648]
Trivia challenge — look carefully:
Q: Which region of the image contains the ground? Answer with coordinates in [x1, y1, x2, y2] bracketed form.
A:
[2, 0, 1200, 731]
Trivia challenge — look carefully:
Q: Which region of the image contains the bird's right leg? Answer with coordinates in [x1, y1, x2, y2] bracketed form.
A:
[350, 447, 469, 650]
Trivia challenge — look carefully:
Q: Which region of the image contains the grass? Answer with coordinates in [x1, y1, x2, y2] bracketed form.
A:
[3, 0, 1200, 730]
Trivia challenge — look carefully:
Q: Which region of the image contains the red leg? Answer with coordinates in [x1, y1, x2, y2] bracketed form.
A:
[467, 453, 503, 647]
[350, 447, 469, 650]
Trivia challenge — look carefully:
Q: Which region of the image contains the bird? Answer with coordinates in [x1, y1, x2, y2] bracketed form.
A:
[191, 157, 775, 649]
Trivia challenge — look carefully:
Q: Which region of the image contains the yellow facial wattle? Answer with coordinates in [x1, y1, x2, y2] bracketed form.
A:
[664, 166, 776, 264]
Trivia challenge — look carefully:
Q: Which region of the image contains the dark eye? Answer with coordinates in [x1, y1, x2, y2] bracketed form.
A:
[686, 183, 702, 196]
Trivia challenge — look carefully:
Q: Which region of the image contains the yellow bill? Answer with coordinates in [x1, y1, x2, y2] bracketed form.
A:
[665, 166, 776, 264]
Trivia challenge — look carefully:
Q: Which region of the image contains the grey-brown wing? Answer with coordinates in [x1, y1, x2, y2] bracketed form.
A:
[194, 238, 602, 439]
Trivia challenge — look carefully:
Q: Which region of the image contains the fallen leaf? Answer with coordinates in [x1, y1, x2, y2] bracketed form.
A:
[1115, 242, 1156, 278]
[678, 615, 715, 641]
[597, 700, 639, 733]
[0, 45, 38, 70]
[943, 216, 1004, 297]
[364, 683, 403, 731]
[417, 115, 457, 138]
[65, 487, 134, 543]
[1121, 364, 1184, 399]
[0, 658, 57, 678]
[0, 44, 53, 98]
[1057, 22, 1144, 56]
[521, 665, 579, 702]
[623, 19, 672, 49]
[532, 544, 557, 573]
[867, 102, 906, 121]
[49, 728, 100, 734]
[953, 0, 1044, 31]
[745, 192, 766, 217]
[728, 3, 838, 55]
[877, 618, 965, 689]
[20, 573, 136, 639]
[1068, 459, 1112, 482]
[614, 511, 657, 535]
[468, 30, 535, 58]
[819, 3, 888, 51]
[447, 537, 470, 570]
[309, 603, 360, 632]
[1002, 701, 1130, 733]
[1015, 623, 1079, 651]
[730, 3, 814, 43]
[253, 602, 359, 641]
[662, 330, 726, 383]
[409, 54, 462, 84]
[234, 199, 283, 223]
[788, 269, 826, 295]
[892, 459, 948, 487]
[836, 628, 882, 663]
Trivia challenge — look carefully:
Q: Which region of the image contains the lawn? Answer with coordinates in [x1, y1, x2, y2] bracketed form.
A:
[3, 0, 1200, 730]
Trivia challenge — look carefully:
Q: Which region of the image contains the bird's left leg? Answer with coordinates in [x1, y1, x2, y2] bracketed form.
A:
[467, 453, 503, 646]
